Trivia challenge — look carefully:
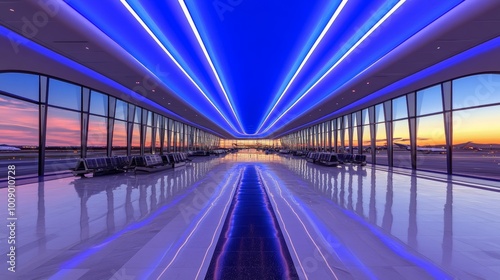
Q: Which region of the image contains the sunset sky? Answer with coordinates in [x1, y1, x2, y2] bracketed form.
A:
[1, 74, 499, 148]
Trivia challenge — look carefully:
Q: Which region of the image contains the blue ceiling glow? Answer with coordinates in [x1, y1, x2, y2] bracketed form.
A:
[121, 0, 243, 133]
[253, 0, 346, 133]
[256, 0, 392, 133]
[274, 34, 500, 139]
[179, 0, 246, 134]
[64, 0, 466, 138]
[127, 0, 246, 133]
[258, 0, 407, 134]
[65, 0, 243, 135]
[259, 0, 466, 136]
[182, 0, 344, 135]
[0, 24, 226, 138]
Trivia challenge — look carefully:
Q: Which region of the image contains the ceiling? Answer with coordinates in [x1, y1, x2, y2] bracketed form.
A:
[1, 0, 500, 139]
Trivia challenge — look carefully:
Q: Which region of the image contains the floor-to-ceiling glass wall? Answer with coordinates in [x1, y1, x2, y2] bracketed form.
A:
[0, 71, 220, 181]
[392, 96, 411, 168]
[0, 81, 39, 178]
[87, 90, 108, 157]
[452, 74, 500, 179]
[45, 79, 82, 174]
[278, 72, 500, 180]
[415, 84, 447, 172]
[374, 104, 388, 165]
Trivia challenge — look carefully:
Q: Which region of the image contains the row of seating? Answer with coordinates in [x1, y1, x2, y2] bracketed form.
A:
[305, 152, 367, 166]
[72, 153, 190, 176]
[339, 154, 367, 165]
[72, 156, 131, 177]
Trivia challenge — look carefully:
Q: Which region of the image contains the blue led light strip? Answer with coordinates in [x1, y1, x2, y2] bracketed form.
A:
[120, 0, 243, 134]
[256, 0, 349, 134]
[275, 34, 500, 138]
[0, 23, 226, 138]
[178, 0, 246, 134]
[259, 0, 406, 134]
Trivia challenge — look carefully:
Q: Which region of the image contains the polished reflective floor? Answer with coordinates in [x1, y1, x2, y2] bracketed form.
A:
[1, 151, 500, 279]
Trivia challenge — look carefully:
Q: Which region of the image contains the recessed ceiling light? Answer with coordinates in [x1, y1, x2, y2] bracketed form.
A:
[437, 46, 441, 49]
[85, 46, 89, 50]
[151, 89, 155, 92]
[135, 81, 140, 84]
[9, 8, 14, 12]
[366, 82, 370, 85]
[352, 90, 355, 93]
[167, 102, 171, 105]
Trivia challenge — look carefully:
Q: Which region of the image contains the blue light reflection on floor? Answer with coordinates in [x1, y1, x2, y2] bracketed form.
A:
[50, 166, 236, 280]
[263, 166, 453, 280]
[205, 165, 298, 279]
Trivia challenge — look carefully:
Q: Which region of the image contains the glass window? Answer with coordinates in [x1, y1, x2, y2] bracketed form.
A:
[352, 113, 357, 127]
[0, 73, 39, 101]
[393, 120, 411, 168]
[154, 127, 161, 154]
[362, 125, 372, 163]
[87, 115, 107, 157]
[453, 105, 500, 179]
[132, 123, 141, 155]
[0, 95, 39, 179]
[362, 109, 369, 125]
[416, 114, 446, 173]
[147, 111, 153, 126]
[375, 104, 385, 123]
[352, 126, 358, 153]
[115, 100, 127, 120]
[453, 74, 500, 109]
[344, 115, 349, 128]
[135, 107, 142, 123]
[45, 107, 81, 174]
[90, 91, 108, 116]
[375, 123, 388, 165]
[342, 126, 349, 152]
[46, 107, 80, 148]
[417, 85, 442, 116]
[112, 120, 127, 156]
[145, 126, 152, 154]
[393, 96, 408, 120]
[48, 78, 81, 110]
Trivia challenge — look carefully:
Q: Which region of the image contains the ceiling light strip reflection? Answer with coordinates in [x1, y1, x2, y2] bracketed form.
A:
[256, 0, 348, 134]
[260, 0, 406, 134]
[179, 0, 246, 134]
[120, 0, 241, 134]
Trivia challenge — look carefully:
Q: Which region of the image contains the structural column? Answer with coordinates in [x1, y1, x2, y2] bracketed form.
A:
[407, 92, 417, 169]
[38, 76, 48, 177]
[384, 100, 393, 167]
[442, 81, 453, 174]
